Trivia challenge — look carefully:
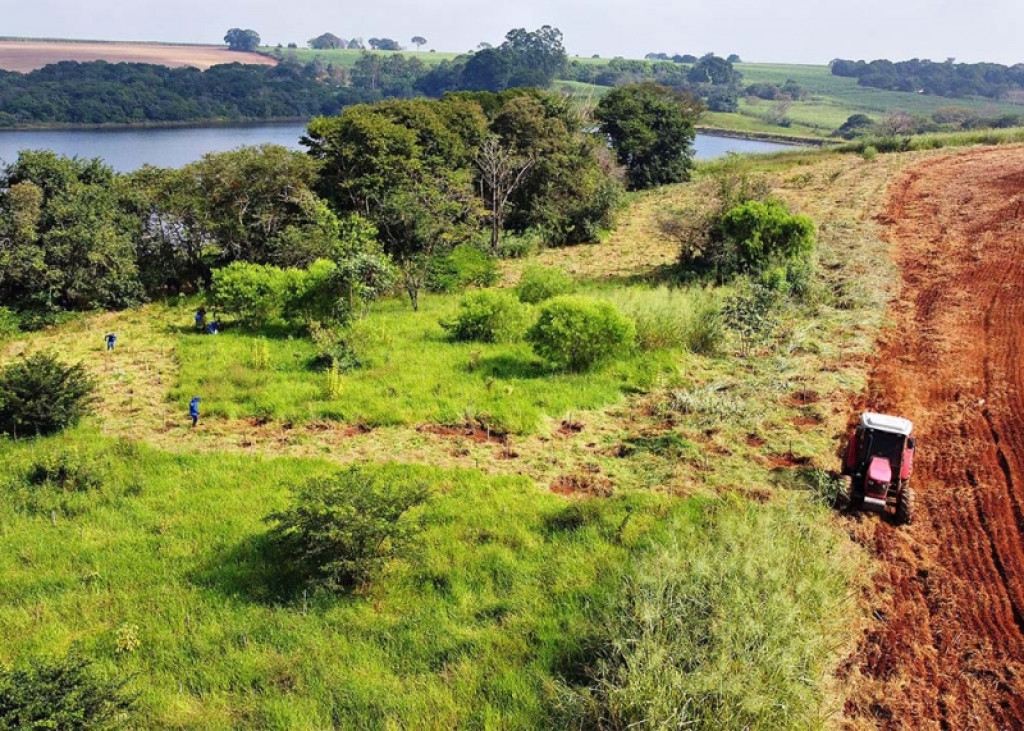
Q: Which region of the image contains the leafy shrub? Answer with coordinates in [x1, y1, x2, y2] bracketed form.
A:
[441, 290, 531, 343]
[0, 652, 136, 730]
[213, 256, 396, 328]
[266, 467, 431, 591]
[527, 296, 635, 371]
[427, 243, 499, 293]
[861, 145, 878, 161]
[719, 199, 816, 274]
[515, 264, 574, 304]
[497, 230, 543, 259]
[0, 308, 20, 339]
[0, 352, 97, 438]
[210, 261, 287, 326]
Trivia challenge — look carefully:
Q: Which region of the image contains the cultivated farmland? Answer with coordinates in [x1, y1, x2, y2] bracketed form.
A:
[0, 39, 276, 72]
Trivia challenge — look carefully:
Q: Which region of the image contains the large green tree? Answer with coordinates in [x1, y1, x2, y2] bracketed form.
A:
[224, 28, 261, 52]
[0, 151, 141, 311]
[305, 99, 487, 309]
[595, 82, 703, 190]
[492, 91, 621, 243]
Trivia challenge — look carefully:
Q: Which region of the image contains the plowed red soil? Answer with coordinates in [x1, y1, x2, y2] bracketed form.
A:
[841, 148, 1024, 729]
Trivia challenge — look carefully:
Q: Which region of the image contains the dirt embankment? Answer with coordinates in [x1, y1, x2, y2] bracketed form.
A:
[841, 147, 1024, 729]
[0, 40, 276, 72]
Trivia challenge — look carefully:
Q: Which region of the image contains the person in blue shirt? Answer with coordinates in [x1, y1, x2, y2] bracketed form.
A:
[195, 308, 207, 331]
[105, 333, 117, 351]
[189, 396, 201, 427]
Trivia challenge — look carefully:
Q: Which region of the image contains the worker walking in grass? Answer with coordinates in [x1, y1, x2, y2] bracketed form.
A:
[105, 333, 117, 351]
[189, 396, 201, 427]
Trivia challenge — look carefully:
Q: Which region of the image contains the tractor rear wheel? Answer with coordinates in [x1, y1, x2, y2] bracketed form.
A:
[896, 484, 915, 525]
[847, 477, 863, 511]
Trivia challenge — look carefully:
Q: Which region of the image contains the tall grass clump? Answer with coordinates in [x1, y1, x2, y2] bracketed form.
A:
[515, 264, 575, 304]
[602, 286, 724, 354]
[556, 496, 856, 730]
[668, 383, 750, 429]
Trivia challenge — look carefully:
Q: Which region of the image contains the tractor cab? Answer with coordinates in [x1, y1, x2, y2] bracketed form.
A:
[841, 412, 917, 524]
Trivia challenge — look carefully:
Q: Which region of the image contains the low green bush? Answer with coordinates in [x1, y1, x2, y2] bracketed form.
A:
[515, 265, 574, 304]
[497, 230, 543, 259]
[0, 653, 136, 730]
[266, 467, 431, 592]
[427, 243, 499, 293]
[722, 280, 782, 354]
[720, 199, 816, 274]
[441, 290, 531, 343]
[0, 308, 20, 339]
[0, 352, 97, 438]
[527, 296, 635, 371]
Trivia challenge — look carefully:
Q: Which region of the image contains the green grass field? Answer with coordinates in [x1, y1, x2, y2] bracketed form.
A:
[0, 150, 917, 728]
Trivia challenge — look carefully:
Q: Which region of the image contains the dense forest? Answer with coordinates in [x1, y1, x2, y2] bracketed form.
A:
[0, 60, 398, 127]
[0, 85, 702, 322]
[831, 57, 1024, 99]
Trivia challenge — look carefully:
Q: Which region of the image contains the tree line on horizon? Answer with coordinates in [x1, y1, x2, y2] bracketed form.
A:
[0, 26, 752, 128]
[831, 57, 1024, 100]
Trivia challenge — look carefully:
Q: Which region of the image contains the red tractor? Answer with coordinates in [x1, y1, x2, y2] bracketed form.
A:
[841, 412, 917, 524]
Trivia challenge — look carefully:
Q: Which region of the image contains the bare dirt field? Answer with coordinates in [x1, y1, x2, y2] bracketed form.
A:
[841, 147, 1024, 729]
[0, 40, 276, 72]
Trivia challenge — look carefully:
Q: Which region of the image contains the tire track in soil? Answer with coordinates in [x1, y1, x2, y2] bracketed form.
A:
[841, 148, 1024, 730]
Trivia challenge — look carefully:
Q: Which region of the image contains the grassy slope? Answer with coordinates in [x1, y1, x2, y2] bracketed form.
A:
[0, 147, 940, 728]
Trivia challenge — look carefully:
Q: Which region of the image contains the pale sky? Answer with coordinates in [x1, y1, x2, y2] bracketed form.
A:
[2, 0, 1021, 65]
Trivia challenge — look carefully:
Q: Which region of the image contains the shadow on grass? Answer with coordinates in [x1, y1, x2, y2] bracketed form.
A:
[470, 354, 549, 380]
[190, 532, 309, 606]
[163, 321, 304, 340]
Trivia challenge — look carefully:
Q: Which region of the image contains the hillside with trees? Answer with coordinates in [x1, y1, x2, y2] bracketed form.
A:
[830, 57, 1024, 99]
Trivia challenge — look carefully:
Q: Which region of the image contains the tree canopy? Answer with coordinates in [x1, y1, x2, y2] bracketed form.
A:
[224, 28, 261, 52]
[595, 83, 703, 190]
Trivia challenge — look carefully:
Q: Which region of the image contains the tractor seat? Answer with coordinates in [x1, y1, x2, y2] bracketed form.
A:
[868, 456, 892, 484]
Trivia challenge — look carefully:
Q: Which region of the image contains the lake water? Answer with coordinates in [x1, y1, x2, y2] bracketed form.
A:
[0, 122, 800, 172]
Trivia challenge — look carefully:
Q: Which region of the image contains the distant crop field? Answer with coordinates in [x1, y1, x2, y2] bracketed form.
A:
[262, 47, 459, 68]
[0, 39, 277, 72]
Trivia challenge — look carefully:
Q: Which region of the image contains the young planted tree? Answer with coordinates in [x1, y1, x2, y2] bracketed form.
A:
[0, 352, 97, 438]
[266, 467, 431, 591]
